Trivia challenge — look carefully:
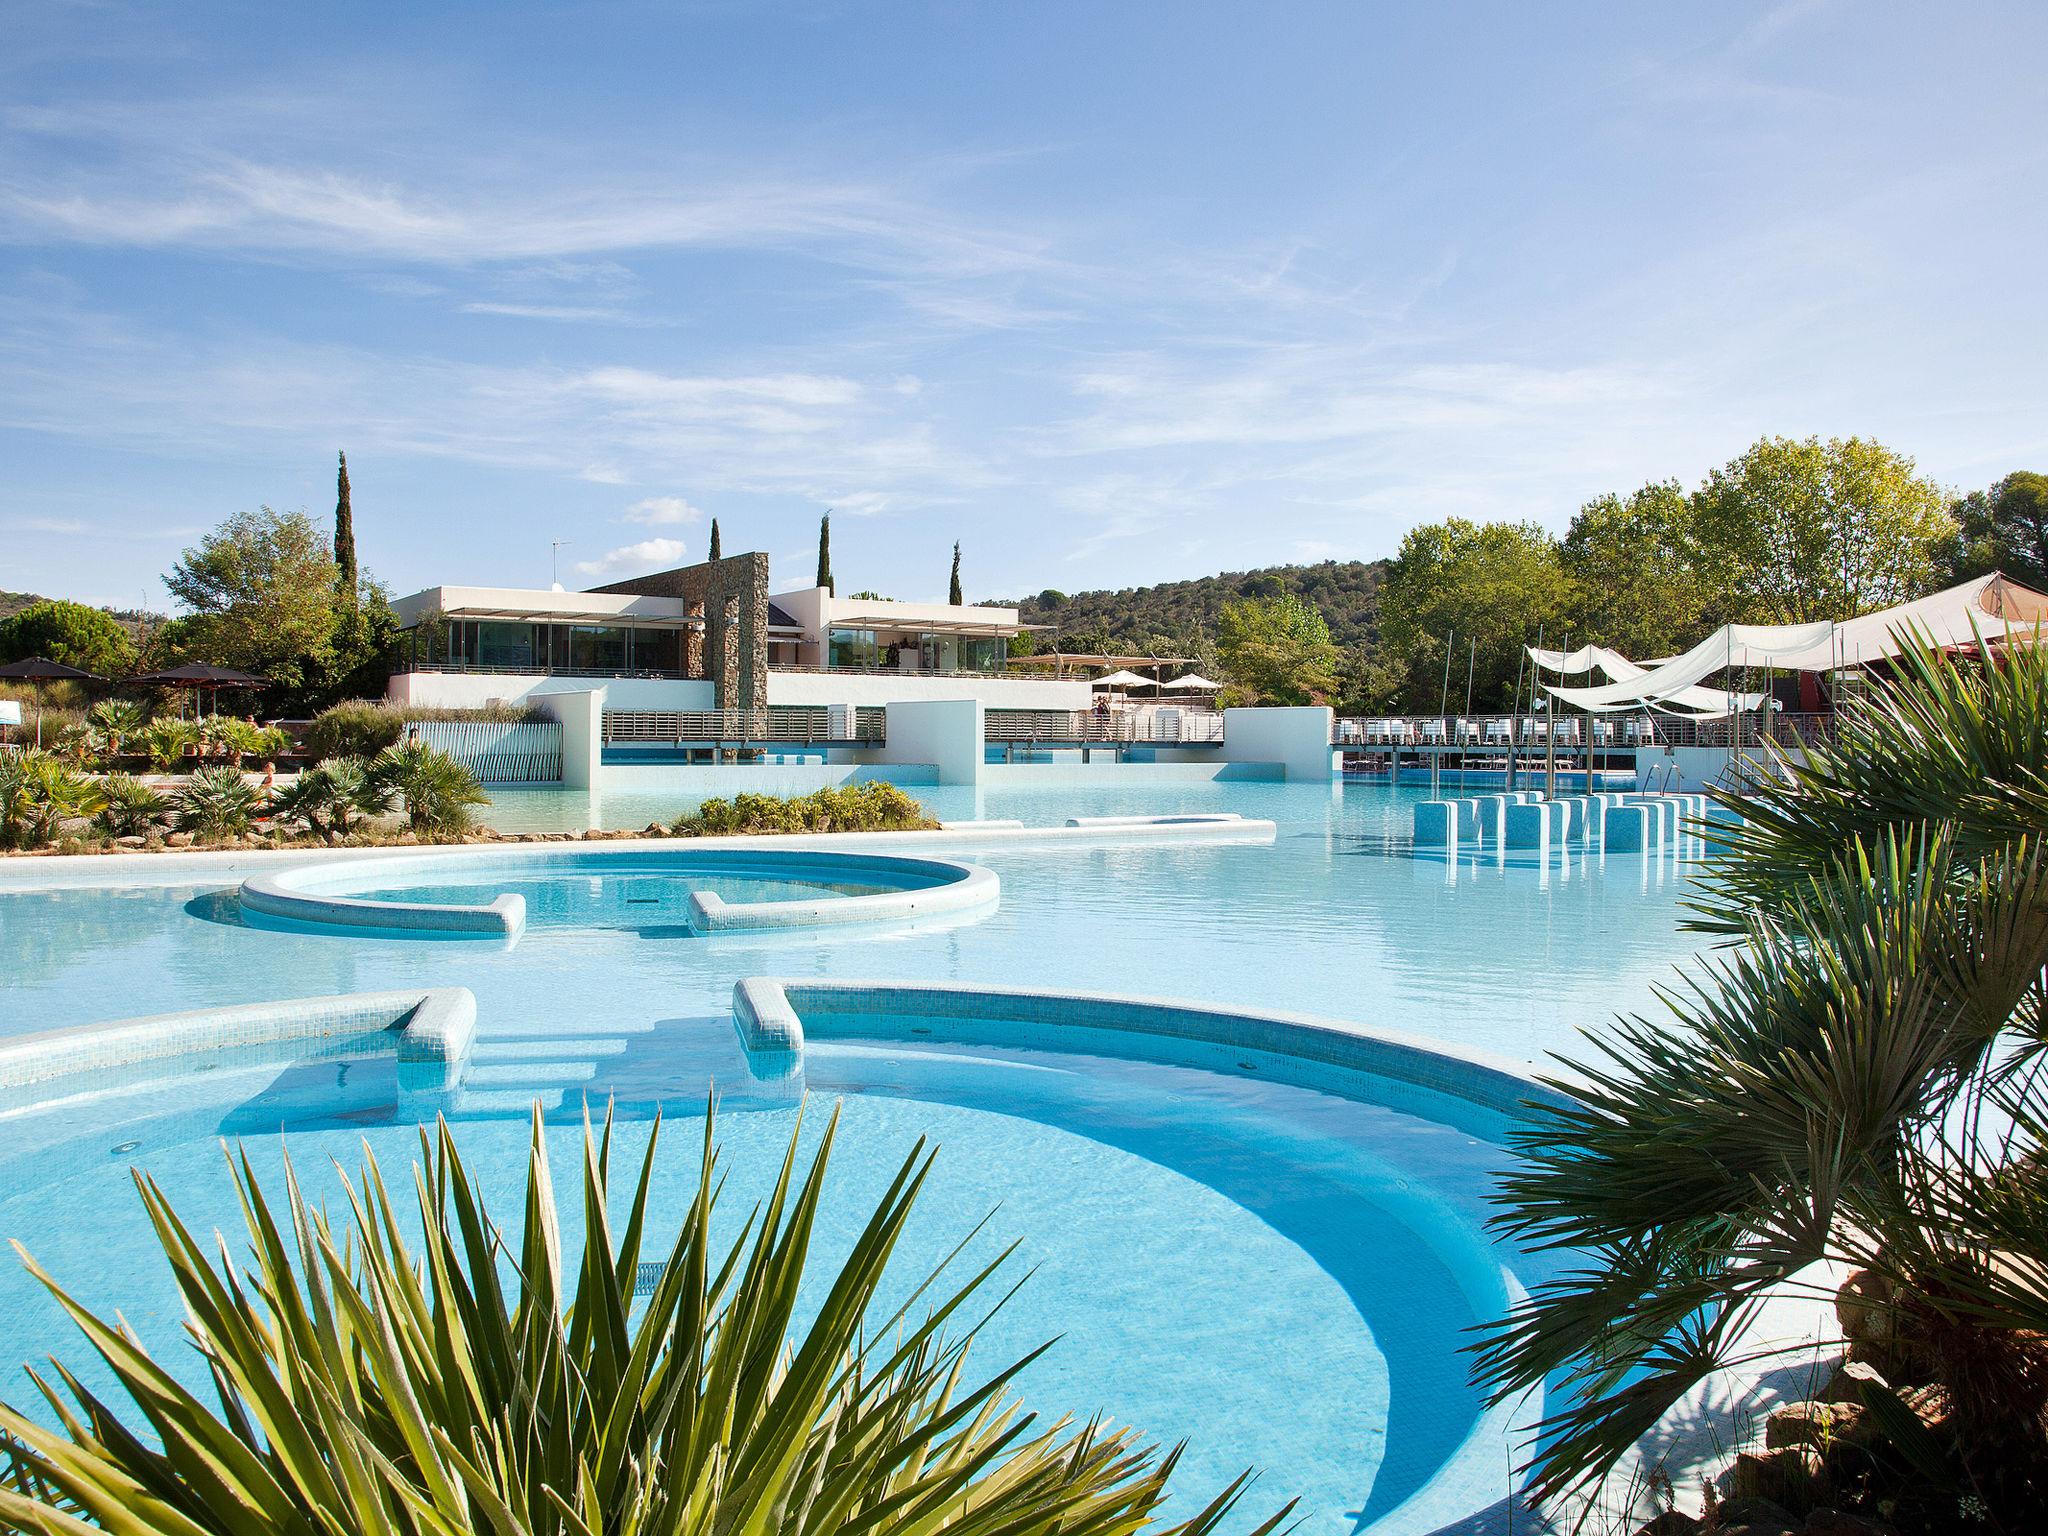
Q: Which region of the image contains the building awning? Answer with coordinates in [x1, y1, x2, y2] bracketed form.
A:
[436, 605, 702, 628]
[1007, 652, 1197, 671]
[828, 613, 1028, 636]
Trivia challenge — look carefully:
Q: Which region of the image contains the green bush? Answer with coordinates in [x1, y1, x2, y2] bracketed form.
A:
[87, 698, 145, 754]
[673, 781, 938, 836]
[93, 774, 170, 838]
[370, 738, 487, 838]
[138, 716, 196, 772]
[304, 699, 404, 762]
[0, 750, 103, 849]
[176, 763, 260, 840]
[269, 756, 386, 842]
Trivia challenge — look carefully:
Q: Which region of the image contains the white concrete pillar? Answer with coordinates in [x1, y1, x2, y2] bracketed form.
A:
[546, 687, 607, 790]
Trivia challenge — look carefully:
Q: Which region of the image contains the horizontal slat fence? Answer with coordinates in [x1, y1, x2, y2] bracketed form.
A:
[410, 720, 563, 783]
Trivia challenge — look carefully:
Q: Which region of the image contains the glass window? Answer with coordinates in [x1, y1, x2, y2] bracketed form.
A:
[918, 633, 960, 672]
[566, 625, 630, 673]
[631, 628, 683, 674]
[960, 635, 1005, 673]
[476, 622, 535, 670]
[829, 628, 881, 668]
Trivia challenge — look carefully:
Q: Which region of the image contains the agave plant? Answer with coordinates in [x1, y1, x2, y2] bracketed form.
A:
[372, 737, 488, 838]
[269, 756, 386, 842]
[92, 773, 170, 838]
[176, 762, 261, 840]
[139, 716, 197, 773]
[1475, 633, 2048, 1520]
[0, 1104, 1290, 1536]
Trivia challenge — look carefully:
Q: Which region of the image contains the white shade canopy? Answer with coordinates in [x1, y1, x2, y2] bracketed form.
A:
[1091, 669, 1154, 689]
[1159, 672, 1223, 690]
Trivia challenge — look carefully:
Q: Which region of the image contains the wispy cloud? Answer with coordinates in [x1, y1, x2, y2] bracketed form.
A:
[1, 516, 89, 535]
[622, 496, 703, 526]
[575, 536, 687, 577]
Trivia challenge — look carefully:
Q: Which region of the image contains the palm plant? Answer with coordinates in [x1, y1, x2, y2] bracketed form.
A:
[0, 1104, 1289, 1536]
[372, 738, 488, 838]
[177, 762, 261, 840]
[1474, 634, 2048, 1522]
[92, 773, 170, 838]
[87, 698, 146, 757]
[0, 750, 103, 848]
[269, 756, 386, 842]
[139, 716, 197, 773]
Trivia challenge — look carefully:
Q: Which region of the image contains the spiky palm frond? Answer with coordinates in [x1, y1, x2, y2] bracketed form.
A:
[0, 1103, 1293, 1536]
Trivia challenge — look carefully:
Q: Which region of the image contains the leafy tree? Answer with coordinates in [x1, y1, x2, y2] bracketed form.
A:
[707, 515, 722, 561]
[333, 450, 358, 611]
[816, 511, 834, 594]
[1689, 434, 1956, 624]
[164, 508, 340, 701]
[949, 540, 963, 605]
[1560, 481, 1713, 657]
[1216, 594, 1341, 705]
[1950, 469, 2048, 588]
[1377, 519, 1570, 711]
[0, 599, 136, 675]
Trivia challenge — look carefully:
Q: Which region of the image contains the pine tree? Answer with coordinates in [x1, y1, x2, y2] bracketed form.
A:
[817, 513, 834, 594]
[949, 541, 963, 605]
[708, 517, 721, 562]
[333, 451, 358, 611]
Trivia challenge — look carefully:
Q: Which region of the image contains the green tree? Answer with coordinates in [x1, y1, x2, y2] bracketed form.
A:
[1376, 519, 1570, 711]
[707, 515, 722, 561]
[1950, 470, 2048, 588]
[164, 508, 339, 703]
[1560, 481, 1712, 657]
[1690, 434, 1956, 623]
[333, 450, 358, 611]
[816, 511, 834, 594]
[0, 599, 136, 675]
[1216, 594, 1341, 705]
[949, 540, 963, 605]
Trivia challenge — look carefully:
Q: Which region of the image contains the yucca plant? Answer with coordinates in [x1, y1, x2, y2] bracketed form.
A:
[269, 756, 386, 842]
[1475, 632, 2048, 1524]
[177, 762, 261, 840]
[372, 738, 488, 838]
[92, 773, 170, 838]
[0, 1104, 1290, 1536]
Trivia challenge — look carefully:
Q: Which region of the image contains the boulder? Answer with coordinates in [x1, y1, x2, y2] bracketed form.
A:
[166, 832, 194, 848]
[1818, 1360, 1887, 1404]
[1713, 1494, 1801, 1536]
[114, 835, 147, 849]
[1765, 1400, 1868, 1451]
[1727, 1448, 1822, 1508]
[1633, 1511, 1701, 1536]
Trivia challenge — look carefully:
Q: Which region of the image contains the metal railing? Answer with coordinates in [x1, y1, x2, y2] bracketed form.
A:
[401, 661, 695, 681]
[768, 662, 1013, 680]
[603, 708, 886, 745]
[1331, 712, 1836, 750]
[985, 709, 1225, 744]
[408, 720, 563, 783]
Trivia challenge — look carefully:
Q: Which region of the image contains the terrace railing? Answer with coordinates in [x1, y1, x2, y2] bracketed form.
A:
[603, 707, 886, 745]
[1331, 712, 1837, 750]
[985, 709, 1225, 744]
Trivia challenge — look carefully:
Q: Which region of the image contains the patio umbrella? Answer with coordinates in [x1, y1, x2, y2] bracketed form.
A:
[1158, 672, 1223, 691]
[124, 663, 269, 716]
[0, 656, 106, 747]
[1090, 669, 1153, 689]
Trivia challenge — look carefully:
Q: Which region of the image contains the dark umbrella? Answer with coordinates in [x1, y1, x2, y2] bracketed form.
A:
[0, 657, 107, 748]
[124, 663, 270, 718]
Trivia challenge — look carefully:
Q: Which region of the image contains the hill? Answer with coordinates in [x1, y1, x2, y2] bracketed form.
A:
[997, 560, 1389, 658]
[0, 591, 162, 634]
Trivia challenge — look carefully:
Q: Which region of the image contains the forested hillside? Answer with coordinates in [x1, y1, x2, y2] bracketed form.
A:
[1000, 560, 1387, 657]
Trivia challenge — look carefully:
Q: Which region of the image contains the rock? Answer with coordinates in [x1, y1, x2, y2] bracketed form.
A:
[114, 835, 147, 849]
[1818, 1360, 1887, 1404]
[1714, 1494, 1801, 1536]
[645, 822, 667, 837]
[1803, 1510, 1895, 1536]
[1766, 1400, 1867, 1451]
[1727, 1449, 1821, 1510]
[1633, 1511, 1700, 1536]
[166, 832, 194, 847]
[1836, 1269, 1900, 1355]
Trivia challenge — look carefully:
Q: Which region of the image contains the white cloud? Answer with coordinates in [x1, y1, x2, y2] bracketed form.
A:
[1, 516, 89, 535]
[574, 537, 686, 577]
[623, 496, 703, 526]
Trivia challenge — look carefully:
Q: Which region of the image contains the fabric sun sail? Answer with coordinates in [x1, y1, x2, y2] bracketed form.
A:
[1527, 644, 1765, 717]
[1535, 573, 2048, 713]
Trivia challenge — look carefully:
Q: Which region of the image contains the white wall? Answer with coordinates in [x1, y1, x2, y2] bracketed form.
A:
[544, 687, 607, 789]
[867, 698, 984, 784]
[1220, 706, 1337, 782]
[765, 669, 1090, 710]
[1638, 744, 1804, 792]
[389, 672, 715, 711]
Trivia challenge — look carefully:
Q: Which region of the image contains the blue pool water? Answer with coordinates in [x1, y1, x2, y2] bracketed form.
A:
[0, 778, 1707, 1532]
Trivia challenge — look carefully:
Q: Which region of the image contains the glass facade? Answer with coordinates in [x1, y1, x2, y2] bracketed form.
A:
[423, 620, 689, 676]
[826, 628, 1006, 673]
[828, 628, 884, 668]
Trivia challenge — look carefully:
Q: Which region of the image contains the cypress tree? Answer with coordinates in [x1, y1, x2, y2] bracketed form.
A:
[949, 541, 963, 605]
[333, 450, 358, 610]
[817, 512, 834, 594]
[708, 517, 721, 562]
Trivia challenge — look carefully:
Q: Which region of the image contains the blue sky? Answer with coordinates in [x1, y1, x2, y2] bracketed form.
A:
[3, 1, 2045, 610]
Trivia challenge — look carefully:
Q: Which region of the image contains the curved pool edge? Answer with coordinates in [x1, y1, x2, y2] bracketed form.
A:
[728, 976, 1568, 1535]
[0, 987, 476, 1100]
[242, 863, 527, 941]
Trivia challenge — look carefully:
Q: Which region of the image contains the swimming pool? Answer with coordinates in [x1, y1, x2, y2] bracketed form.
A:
[0, 779, 1707, 1532]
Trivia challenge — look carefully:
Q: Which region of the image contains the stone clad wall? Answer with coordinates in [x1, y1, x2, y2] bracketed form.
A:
[591, 552, 769, 710]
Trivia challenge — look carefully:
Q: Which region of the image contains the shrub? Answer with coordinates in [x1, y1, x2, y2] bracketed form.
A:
[304, 699, 404, 761]
[87, 698, 146, 755]
[0, 1107, 1287, 1536]
[0, 750, 104, 849]
[93, 774, 170, 838]
[138, 716, 196, 772]
[370, 739, 487, 838]
[176, 763, 260, 840]
[673, 781, 938, 836]
[269, 756, 386, 842]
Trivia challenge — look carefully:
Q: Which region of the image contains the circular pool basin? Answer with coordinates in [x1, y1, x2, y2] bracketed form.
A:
[237, 845, 1000, 942]
[0, 982, 1554, 1535]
